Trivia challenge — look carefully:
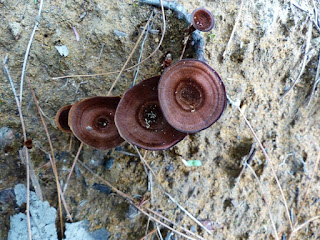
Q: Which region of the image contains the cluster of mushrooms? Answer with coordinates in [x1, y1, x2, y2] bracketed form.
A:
[55, 8, 226, 151]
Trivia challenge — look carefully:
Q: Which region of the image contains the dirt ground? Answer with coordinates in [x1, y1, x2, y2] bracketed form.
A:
[0, 0, 320, 239]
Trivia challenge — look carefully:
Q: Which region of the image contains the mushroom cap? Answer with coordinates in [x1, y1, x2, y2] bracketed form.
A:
[191, 7, 215, 32]
[115, 76, 187, 150]
[68, 96, 124, 150]
[55, 105, 72, 133]
[158, 59, 226, 133]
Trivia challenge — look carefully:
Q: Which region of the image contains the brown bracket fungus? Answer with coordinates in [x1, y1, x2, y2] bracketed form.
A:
[68, 96, 124, 150]
[158, 59, 226, 133]
[115, 76, 187, 150]
[55, 105, 72, 133]
[190, 7, 215, 32]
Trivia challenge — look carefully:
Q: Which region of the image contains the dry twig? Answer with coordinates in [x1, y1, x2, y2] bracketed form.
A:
[19, 0, 44, 105]
[246, 164, 279, 240]
[77, 160, 202, 240]
[26, 79, 65, 236]
[228, 96, 293, 231]
[222, 0, 245, 59]
[3, 55, 32, 240]
[53, 0, 167, 81]
[134, 147, 213, 236]
[280, 19, 313, 99]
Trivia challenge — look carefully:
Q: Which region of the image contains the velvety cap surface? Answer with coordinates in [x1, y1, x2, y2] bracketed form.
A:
[68, 96, 124, 150]
[115, 76, 186, 150]
[158, 59, 226, 133]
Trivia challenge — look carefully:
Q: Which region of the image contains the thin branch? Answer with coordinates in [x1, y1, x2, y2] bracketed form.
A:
[292, 216, 320, 234]
[165, 192, 213, 236]
[3, 55, 32, 240]
[293, 152, 320, 225]
[19, 147, 43, 201]
[246, 164, 279, 240]
[133, 11, 154, 86]
[77, 160, 202, 240]
[307, 54, 320, 107]
[222, 0, 245, 59]
[26, 79, 65, 236]
[19, 0, 44, 105]
[107, 12, 153, 95]
[280, 19, 313, 99]
[228, 96, 293, 231]
[134, 147, 212, 236]
[63, 142, 84, 194]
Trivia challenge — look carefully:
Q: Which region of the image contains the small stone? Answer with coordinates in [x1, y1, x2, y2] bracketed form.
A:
[8, 22, 22, 40]
[55, 45, 69, 57]
[190, 225, 197, 233]
[113, 30, 127, 38]
[105, 158, 114, 170]
[0, 127, 14, 148]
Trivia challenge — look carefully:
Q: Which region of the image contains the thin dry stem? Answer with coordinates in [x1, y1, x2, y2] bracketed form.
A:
[19, 0, 44, 105]
[47, 155, 73, 222]
[107, 15, 153, 95]
[135, 148, 212, 236]
[280, 19, 313, 99]
[52, 71, 118, 80]
[63, 142, 84, 194]
[77, 160, 202, 240]
[3, 55, 32, 240]
[246, 164, 279, 240]
[26, 79, 65, 236]
[229, 97, 293, 231]
[293, 152, 320, 226]
[223, 0, 245, 59]
[307, 54, 320, 107]
[140, 228, 157, 240]
[292, 216, 320, 235]
[52, 0, 166, 81]
[180, 33, 191, 60]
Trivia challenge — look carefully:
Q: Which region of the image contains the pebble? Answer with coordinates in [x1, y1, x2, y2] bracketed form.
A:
[105, 158, 114, 170]
[0, 127, 14, 148]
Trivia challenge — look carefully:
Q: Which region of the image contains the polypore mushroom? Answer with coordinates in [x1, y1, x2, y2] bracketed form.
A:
[55, 105, 72, 133]
[158, 59, 226, 133]
[68, 96, 124, 150]
[190, 7, 214, 33]
[115, 76, 186, 150]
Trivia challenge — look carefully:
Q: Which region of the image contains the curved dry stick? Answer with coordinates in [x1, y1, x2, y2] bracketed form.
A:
[19, 0, 44, 105]
[222, 0, 245, 59]
[291, 216, 320, 236]
[228, 96, 293, 231]
[53, 0, 166, 82]
[287, 151, 320, 240]
[63, 142, 84, 194]
[246, 164, 279, 240]
[77, 160, 202, 240]
[3, 56, 32, 240]
[134, 147, 213, 236]
[107, 12, 154, 95]
[26, 79, 64, 236]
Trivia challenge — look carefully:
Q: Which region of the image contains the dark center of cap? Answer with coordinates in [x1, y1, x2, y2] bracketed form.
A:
[95, 117, 109, 129]
[175, 79, 204, 112]
[138, 102, 164, 130]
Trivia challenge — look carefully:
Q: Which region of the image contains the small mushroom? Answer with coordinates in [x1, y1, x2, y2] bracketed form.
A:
[115, 76, 186, 150]
[68, 96, 124, 150]
[55, 105, 72, 133]
[190, 7, 215, 33]
[158, 59, 226, 133]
